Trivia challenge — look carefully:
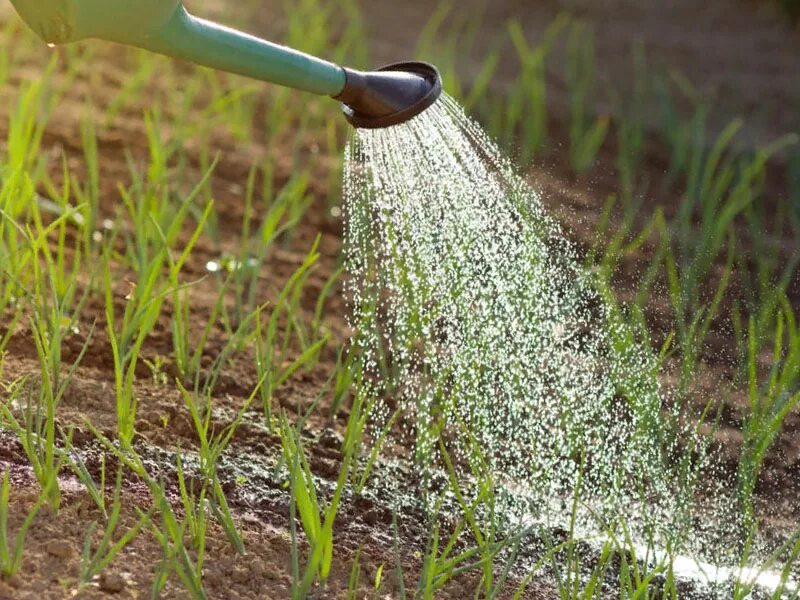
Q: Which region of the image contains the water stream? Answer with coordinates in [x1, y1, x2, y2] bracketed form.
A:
[342, 94, 796, 596]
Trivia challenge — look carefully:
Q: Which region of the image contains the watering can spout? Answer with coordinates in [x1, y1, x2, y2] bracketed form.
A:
[336, 63, 442, 129]
[8, 0, 441, 128]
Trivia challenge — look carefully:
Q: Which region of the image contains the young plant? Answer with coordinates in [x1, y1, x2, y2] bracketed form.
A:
[254, 237, 328, 430]
[84, 426, 209, 600]
[174, 451, 211, 574]
[410, 500, 514, 600]
[653, 71, 707, 188]
[176, 377, 266, 555]
[218, 168, 312, 329]
[67, 442, 108, 516]
[0, 70, 61, 330]
[731, 526, 800, 600]
[346, 547, 363, 600]
[0, 233, 93, 510]
[0, 470, 51, 577]
[105, 167, 214, 448]
[78, 468, 150, 589]
[148, 490, 208, 600]
[737, 313, 800, 534]
[565, 21, 609, 174]
[610, 43, 649, 211]
[505, 15, 570, 163]
[665, 127, 797, 384]
[280, 407, 356, 597]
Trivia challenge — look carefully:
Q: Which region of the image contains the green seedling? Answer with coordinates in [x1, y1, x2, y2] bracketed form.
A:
[0, 71, 61, 328]
[313, 264, 345, 338]
[177, 376, 270, 555]
[3, 61, 57, 179]
[385, 424, 537, 598]
[391, 513, 407, 598]
[174, 451, 211, 574]
[254, 237, 328, 430]
[738, 314, 800, 534]
[352, 401, 400, 495]
[328, 345, 359, 420]
[67, 442, 108, 516]
[732, 526, 800, 599]
[0, 242, 93, 510]
[105, 162, 214, 448]
[78, 468, 150, 589]
[0, 378, 68, 511]
[510, 539, 574, 600]
[231, 170, 313, 327]
[665, 126, 797, 384]
[545, 453, 627, 600]
[438, 425, 538, 599]
[38, 113, 101, 256]
[186, 295, 264, 399]
[148, 491, 207, 600]
[170, 284, 204, 384]
[654, 70, 707, 187]
[83, 426, 209, 599]
[280, 408, 355, 597]
[411, 502, 512, 599]
[0, 470, 53, 577]
[610, 43, 649, 210]
[565, 21, 609, 174]
[347, 547, 363, 600]
[104, 50, 159, 126]
[505, 15, 570, 162]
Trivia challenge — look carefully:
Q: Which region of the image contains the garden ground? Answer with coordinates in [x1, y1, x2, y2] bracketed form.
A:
[0, 0, 798, 598]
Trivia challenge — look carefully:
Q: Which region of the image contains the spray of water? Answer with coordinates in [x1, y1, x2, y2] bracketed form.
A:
[345, 95, 674, 520]
[342, 95, 791, 593]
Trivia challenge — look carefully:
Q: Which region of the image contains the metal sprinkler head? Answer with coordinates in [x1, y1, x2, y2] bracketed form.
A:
[335, 62, 443, 129]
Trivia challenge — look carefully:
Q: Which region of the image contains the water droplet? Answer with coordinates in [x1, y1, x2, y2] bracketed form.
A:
[341, 92, 776, 592]
[206, 256, 259, 274]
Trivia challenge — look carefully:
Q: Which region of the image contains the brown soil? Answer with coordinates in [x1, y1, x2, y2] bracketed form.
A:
[0, 10, 537, 597]
[360, 0, 800, 151]
[0, 1, 798, 599]
[0, 466, 343, 600]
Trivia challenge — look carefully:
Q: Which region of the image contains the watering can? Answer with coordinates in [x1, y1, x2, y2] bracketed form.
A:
[8, 0, 442, 128]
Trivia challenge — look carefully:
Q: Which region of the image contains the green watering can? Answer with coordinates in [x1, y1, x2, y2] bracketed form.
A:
[8, 0, 442, 128]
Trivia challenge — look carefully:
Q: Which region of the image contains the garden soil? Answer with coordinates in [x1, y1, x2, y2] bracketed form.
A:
[0, 0, 798, 598]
